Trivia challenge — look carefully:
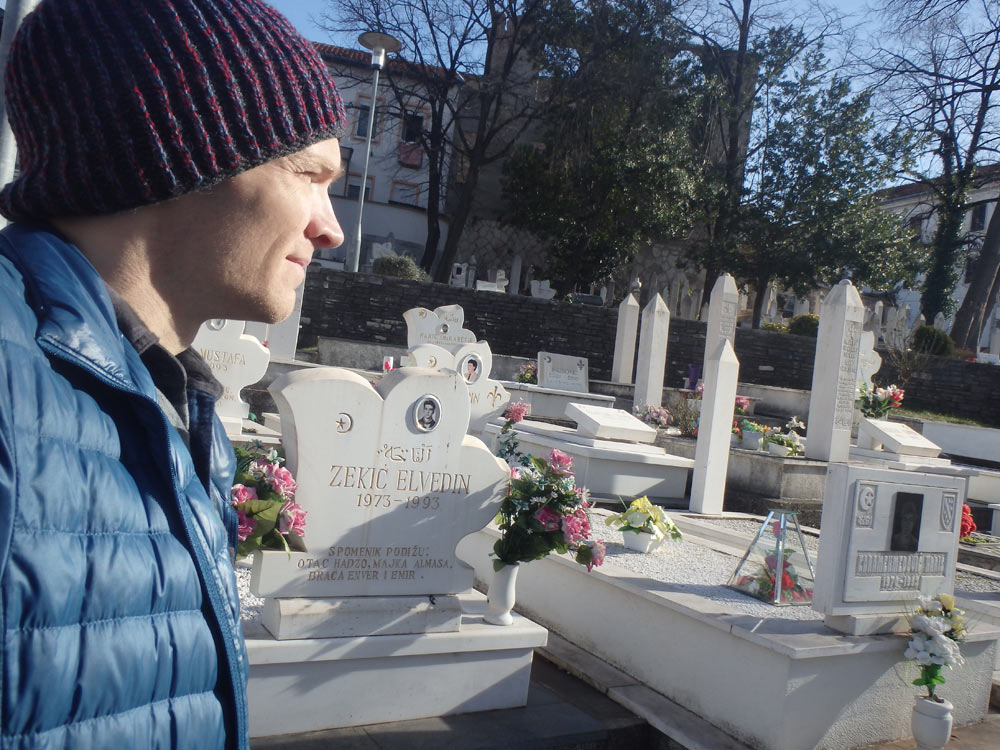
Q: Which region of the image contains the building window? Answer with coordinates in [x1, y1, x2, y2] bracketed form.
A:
[401, 112, 423, 143]
[355, 104, 376, 138]
[346, 174, 373, 201]
[971, 203, 987, 232]
[390, 181, 421, 207]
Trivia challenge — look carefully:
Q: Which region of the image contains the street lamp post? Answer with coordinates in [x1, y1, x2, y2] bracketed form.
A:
[347, 31, 402, 273]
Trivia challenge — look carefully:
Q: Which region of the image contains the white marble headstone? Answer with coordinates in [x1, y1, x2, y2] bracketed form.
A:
[565, 403, 655, 444]
[253, 367, 508, 599]
[192, 318, 270, 432]
[855, 331, 882, 390]
[537, 352, 589, 392]
[805, 280, 864, 462]
[856, 418, 942, 457]
[812, 463, 966, 634]
[403, 305, 477, 349]
[701, 274, 739, 380]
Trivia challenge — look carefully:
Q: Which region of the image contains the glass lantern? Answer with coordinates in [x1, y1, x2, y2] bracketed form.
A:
[728, 510, 816, 606]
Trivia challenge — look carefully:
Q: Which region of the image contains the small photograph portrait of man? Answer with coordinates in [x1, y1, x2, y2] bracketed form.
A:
[462, 355, 481, 383]
[890, 492, 923, 553]
[415, 397, 440, 432]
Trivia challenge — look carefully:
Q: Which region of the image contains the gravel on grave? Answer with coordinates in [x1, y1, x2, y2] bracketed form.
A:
[237, 566, 264, 625]
[693, 516, 1000, 594]
[585, 518, 825, 621]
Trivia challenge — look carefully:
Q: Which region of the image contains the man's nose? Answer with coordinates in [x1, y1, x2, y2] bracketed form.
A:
[309, 193, 345, 249]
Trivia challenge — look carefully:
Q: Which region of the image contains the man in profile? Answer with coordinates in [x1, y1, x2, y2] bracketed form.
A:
[0, 1, 346, 747]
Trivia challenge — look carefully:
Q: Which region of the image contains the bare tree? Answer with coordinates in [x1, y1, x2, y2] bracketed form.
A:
[321, 0, 545, 280]
[868, 1, 1000, 344]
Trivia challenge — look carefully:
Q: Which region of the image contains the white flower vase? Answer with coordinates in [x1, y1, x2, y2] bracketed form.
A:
[742, 432, 764, 450]
[768, 442, 792, 457]
[622, 529, 659, 553]
[484, 564, 519, 626]
[911, 696, 953, 750]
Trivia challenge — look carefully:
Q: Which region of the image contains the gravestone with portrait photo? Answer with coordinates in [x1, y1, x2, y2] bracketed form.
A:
[403, 306, 510, 432]
[403, 304, 477, 349]
[192, 318, 270, 436]
[251, 366, 511, 639]
[812, 463, 967, 635]
[407, 341, 510, 432]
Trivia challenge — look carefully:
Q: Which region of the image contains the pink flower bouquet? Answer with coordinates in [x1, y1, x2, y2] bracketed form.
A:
[492, 450, 605, 572]
[230, 443, 306, 560]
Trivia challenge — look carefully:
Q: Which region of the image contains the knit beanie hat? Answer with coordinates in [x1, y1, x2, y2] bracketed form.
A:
[0, 0, 347, 221]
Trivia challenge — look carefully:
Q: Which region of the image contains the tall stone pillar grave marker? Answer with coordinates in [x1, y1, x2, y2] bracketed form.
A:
[632, 294, 669, 408]
[252, 367, 510, 639]
[805, 280, 864, 462]
[812, 463, 966, 634]
[689, 340, 740, 514]
[192, 318, 269, 435]
[701, 274, 739, 381]
[611, 293, 640, 384]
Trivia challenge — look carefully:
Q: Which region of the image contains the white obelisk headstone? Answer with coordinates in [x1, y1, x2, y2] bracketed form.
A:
[611, 293, 640, 384]
[632, 294, 670, 408]
[689, 340, 740, 514]
[701, 274, 739, 381]
[805, 280, 865, 462]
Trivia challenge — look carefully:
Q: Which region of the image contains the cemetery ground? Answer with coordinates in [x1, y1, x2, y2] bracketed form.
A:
[223, 291, 1000, 749]
[240, 504, 1000, 749]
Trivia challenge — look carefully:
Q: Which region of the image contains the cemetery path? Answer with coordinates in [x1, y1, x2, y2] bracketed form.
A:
[249, 652, 656, 749]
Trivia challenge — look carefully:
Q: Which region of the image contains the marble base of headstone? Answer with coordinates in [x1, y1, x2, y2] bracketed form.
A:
[245, 591, 546, 736]
[260, 592, 464, 639]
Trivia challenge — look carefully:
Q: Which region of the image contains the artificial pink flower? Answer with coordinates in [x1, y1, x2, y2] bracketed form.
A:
[278, 501, 307, 537]
[231, 484, 258, 506]
[510, 466, 521, 480]
[534, 506, 562, 531]
[588, 541, 606, 571]
[236, 508, 257, 542]
[548, 450, 573, 475]
[561, 508, 591, 544]
[503, 400, 530, 424]
[268, 465, 298, 499]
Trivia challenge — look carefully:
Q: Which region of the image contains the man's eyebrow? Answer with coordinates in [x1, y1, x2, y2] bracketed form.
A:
[288, 152, 344, 180]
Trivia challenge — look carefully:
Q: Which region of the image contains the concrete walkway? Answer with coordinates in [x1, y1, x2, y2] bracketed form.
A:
[251, 654, 659, 750]
[856, 711, 1000, 749]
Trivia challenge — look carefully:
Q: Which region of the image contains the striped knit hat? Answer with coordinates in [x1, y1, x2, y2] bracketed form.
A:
[0, 0, 346, 220]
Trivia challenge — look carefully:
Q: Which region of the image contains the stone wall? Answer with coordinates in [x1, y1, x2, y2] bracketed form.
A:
[301, 269, 1000, 425]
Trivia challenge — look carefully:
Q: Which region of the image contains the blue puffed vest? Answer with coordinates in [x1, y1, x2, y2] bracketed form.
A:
[0, 224, 249, 748]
